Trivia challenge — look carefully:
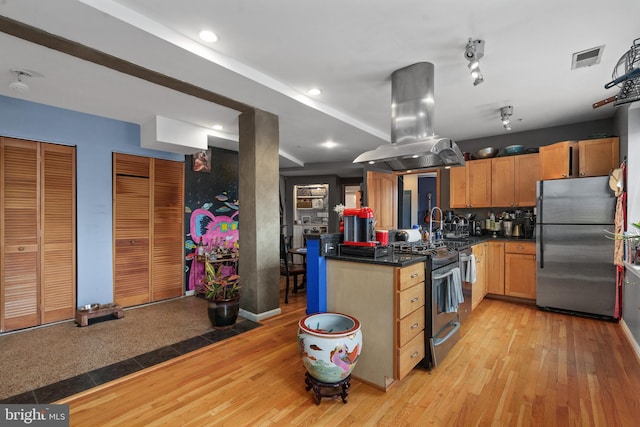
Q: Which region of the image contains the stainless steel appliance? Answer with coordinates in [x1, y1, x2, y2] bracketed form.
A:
[536, 176, 618, 320]
[391, 241, 461, 369]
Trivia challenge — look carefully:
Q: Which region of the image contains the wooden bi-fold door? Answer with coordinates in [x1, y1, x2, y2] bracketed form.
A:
[1, 137, 75, 332]
[113, 153, 184, 307]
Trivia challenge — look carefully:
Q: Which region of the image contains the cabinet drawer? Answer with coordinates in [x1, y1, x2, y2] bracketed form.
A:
[397, 331, 425, 380]
[505, 241, 535, 255]
[398, 263, 425, 291]
[397, 307, 425, 347]
[398, 284, 425, 319]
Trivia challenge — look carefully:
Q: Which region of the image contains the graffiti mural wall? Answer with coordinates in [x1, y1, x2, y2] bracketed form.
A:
[184, 147, 239, 291]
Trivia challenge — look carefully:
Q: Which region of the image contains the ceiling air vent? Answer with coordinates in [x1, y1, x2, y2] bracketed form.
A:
[571, 45, 605, 69]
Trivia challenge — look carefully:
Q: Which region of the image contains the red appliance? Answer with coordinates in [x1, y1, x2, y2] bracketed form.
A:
[343, 207, 376, 247]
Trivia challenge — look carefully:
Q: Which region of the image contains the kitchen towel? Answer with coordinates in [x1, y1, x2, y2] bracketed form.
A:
[445, 267, 464, 313]
[460, 253, 477, 284]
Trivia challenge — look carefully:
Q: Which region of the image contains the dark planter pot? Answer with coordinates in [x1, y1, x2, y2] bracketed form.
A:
[207, 297, 240, 329]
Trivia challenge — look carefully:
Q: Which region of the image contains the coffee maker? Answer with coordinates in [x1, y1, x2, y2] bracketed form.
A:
[343, 207, 376, 246]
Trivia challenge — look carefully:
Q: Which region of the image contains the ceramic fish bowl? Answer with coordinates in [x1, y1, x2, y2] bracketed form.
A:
[298, 312, 362, 383]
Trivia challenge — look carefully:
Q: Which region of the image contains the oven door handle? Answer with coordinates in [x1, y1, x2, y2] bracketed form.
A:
[432, 270, 454, 281]
[431, 321, 461, 346]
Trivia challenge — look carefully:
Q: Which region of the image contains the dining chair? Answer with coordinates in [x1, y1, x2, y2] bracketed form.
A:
[280, 234, 306, 304]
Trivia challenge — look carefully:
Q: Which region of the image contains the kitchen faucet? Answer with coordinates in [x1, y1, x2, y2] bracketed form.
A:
[429, 206, 442, 244]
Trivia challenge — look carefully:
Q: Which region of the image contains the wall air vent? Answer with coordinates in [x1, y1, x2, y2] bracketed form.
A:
[571, 45, 605, 69]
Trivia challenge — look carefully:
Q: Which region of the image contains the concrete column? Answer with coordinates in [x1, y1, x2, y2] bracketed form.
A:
[238, 108, 281, 320]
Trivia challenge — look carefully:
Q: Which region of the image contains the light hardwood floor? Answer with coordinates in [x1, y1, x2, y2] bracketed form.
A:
[60, 292, 640, 426]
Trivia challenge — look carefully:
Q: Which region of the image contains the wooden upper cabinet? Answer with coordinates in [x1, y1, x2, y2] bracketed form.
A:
[513, 153, 539, 207]
[539, 138, 619, 180]
[467, 159, 491, 208]
[491, 157, 515, 207]
[578, 137, 619, 177]
[367, 171, 397, 230]
[539, 141, 579, 180]
[449, 166, 467, 209]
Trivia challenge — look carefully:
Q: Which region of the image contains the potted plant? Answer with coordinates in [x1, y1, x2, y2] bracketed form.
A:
[202, 246, 241, 329]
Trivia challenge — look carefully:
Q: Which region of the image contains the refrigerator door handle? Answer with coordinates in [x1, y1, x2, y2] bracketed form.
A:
[538, 181, 544, 269]
[539, 224, 544, 268]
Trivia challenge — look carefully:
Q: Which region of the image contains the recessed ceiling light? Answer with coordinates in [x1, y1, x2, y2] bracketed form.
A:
[212, 124, 223, 131]
[308, 88, 322, 96]
[322, 141, 337, 148]
[199, 30, 218, 43]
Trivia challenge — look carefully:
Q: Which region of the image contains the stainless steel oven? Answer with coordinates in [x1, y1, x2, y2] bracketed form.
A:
[427, 261, 461, 368]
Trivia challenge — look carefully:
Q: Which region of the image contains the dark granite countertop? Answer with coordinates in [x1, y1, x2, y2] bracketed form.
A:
[325, 253, 428, 267]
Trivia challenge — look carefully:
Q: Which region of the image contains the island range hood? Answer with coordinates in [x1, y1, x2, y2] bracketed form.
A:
[354, 62, 465, 170]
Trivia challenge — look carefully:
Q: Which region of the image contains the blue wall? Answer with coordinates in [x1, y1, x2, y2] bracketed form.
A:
[0, 95, 184, 305]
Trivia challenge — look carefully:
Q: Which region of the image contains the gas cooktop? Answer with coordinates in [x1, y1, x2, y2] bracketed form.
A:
[390, 241, 458, 268]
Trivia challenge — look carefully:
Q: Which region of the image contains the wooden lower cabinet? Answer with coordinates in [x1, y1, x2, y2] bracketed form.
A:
[326, 259, 425, 390]
[504, 242, 536, 299]
[1, 138, 76, 332]
[471, 243, 487, 309]
[483, 240, 536, 300]
[486, 241, 505, 295]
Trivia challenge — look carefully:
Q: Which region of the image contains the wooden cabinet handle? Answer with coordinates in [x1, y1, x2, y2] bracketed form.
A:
[411, 323, 419, 329]
[130, 240, 136, 244]
[410, 297, 419, 303]
[411, 352, 419, 358]
[410, 273, 419, 279]
[18, 246, 24, 251]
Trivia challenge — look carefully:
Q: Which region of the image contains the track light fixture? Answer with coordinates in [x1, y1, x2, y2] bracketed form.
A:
[500, 106, 513, 131]
[464, 38, 485, 86]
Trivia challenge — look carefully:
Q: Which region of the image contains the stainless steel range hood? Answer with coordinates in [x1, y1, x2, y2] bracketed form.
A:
[354, 62, 465, 170]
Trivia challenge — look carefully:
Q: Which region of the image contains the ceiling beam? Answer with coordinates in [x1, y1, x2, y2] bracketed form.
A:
[0, 14, 253, 113]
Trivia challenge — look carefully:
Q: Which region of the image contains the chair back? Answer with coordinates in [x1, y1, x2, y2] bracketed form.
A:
[280, 234, 292, 265]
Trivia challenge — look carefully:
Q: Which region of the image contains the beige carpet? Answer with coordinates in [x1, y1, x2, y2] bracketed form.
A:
[0, 296, 229, 400]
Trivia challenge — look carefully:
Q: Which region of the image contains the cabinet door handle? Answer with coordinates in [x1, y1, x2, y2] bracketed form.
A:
[411, 352, 419, 358]
[410, 297, 419, 303]
[18, 246, 24, 251]
[410, 273, 419, 279]
[130, 240, 136, 245]
[411, 322, 419, 329]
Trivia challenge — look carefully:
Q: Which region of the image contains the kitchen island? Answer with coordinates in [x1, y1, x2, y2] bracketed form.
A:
[325, 253, 427, 391]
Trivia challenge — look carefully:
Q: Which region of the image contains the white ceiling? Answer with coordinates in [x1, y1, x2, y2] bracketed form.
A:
[1, 0, 638, 177]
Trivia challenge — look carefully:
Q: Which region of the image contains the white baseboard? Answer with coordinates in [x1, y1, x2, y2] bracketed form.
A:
[239, 307, 281, 323]
[620, 319, 640, 364]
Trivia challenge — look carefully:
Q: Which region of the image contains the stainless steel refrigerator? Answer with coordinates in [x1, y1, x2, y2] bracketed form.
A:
[536, 176, 618, 319]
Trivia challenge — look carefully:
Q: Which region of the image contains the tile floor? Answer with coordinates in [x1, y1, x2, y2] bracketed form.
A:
[0, 296, 260, 404]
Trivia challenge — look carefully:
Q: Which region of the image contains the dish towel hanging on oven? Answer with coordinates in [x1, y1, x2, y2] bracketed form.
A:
[460, 253, 476, 283]
[445, 267, 464, 313]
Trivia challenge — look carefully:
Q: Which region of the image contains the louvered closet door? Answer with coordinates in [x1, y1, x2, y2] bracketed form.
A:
[1, 138, 40, 331]
[113, 154, 150, 307]
[41, 143, 76, 323]
[151, 159, 184, 301]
